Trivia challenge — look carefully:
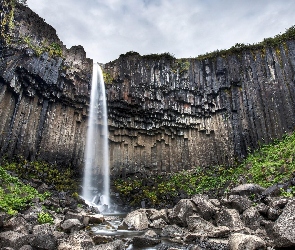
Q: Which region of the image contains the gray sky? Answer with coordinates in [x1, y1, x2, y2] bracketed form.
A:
[26, 0, 295, 63]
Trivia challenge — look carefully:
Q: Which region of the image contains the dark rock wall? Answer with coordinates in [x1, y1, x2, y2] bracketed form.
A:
[0, 3, 92, 170]
[104, 43, 295, 176]
[1, 2, 295, 177]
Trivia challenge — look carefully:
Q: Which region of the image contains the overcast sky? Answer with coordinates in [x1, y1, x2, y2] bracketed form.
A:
[26, 0, 295, 63]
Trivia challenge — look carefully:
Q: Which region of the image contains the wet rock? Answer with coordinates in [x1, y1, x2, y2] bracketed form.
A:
[223, 195, 252, 214]
[168, 199, 197, 227]
[270, 199, 295, 248]
[88, 214, 104, 224]
[216, 209, 245, 230]
[92, 235, 114, 245]
[91, 239, 125, 250]
[191, 194, 218, 221]
[60, 219, 83, 233]
[230, 184, 265, 196]
[0, 231, 29, 249]
[228, 233, 266, 250]
[132, 235, 161, 247]
[121, 209, 149, 230]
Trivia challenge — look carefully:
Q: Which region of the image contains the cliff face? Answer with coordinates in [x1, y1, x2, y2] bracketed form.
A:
[104, 44, 295, 177]
[1, 2, 295, 178]
[0, 2, 92, 170]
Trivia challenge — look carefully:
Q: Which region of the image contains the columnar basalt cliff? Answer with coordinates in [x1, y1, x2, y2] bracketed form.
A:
[0, 2, 92, 170]
[104, 44, 295, 176]
[1, 2, 295, 177]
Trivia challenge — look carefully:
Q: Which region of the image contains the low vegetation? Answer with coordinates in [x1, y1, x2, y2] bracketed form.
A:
[1, 157, 78, 192]
[0, 166, 50, 215]
[196, 25, 295, 60]
[114, 131, 295, 206]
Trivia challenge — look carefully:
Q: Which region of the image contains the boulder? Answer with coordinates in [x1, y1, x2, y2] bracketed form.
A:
[58, 231, 94, 250]
[228, 233, 266, 250]
[91, 239, 125, 250]
[216, 209, 245, 230]
[168, 199, 197, 227]
[223, 195, 252, 214]
[191, 194, 218, 221]
[161, 224, 187, 238]
[147, 209, 169, 223]
[270, 199, 295, 248]
[242, 207, 263, 230]
[187, 215, 230, 238]
[0, 231, 29, 249]
[255, 203, 269, 215]
[64, 211, 84, 223]
[30, 233, 58, 250]
[230, 184, 265, 196]
[60, 219, 83, 233]
[149, 218, 167, 229]
[268, 207, 282, 221]
[3, 215, 29, 234]
[121, 209, 149, 230]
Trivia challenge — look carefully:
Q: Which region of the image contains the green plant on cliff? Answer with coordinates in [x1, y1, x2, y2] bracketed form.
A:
[102, 71, 114, 84]
[114, 131, 295, 206]
[0, 166, 50, 215]
[2, 158, 78, 192]
[37, 211, 54, 224]
[142, 52, 175, 61]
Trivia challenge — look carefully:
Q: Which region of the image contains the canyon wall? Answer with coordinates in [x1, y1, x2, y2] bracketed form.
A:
[104, 45, 295, 176]
[0, 2, 92, 171]
[1, 2, 295, 177]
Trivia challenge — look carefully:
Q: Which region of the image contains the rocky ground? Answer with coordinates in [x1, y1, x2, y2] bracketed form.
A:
[1, 181, 295, 250]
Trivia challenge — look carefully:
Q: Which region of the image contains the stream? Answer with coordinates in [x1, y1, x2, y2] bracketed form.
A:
[90, 213, 187, 250]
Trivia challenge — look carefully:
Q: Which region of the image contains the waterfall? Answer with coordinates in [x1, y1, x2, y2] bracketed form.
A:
[82, 63, 110, 209]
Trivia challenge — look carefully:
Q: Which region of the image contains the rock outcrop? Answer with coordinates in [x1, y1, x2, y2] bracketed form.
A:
[104, 43, 295, 176]
[0, 1, 91, 170]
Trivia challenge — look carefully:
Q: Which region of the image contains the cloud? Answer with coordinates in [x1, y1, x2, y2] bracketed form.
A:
[27, 0, 295, 63]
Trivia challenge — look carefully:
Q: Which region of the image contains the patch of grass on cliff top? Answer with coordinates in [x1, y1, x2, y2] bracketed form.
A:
[114, 131, 295, 205]
[0, 166, 50, 215]
[196, 25, 295, 60]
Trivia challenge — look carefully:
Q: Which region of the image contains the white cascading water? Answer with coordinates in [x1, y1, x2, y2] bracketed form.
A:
[82, 63, 110, 209]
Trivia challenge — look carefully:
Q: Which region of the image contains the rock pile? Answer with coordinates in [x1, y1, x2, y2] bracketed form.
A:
[0, 183, 295, 249]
